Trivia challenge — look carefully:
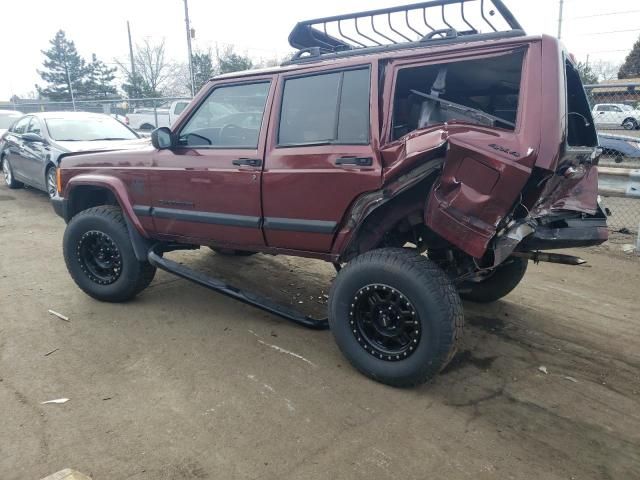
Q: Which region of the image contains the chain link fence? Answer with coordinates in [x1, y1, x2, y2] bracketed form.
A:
[0, 96, 192, 131]
[584, 83, 640, 246]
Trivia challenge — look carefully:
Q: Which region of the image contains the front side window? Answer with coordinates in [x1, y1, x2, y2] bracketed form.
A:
[27, 117, 42, 136]
[12, 117, 30, 134]
[611, 106, 622, 112]
[278, 68, 371, 146]
[180, 82, 271, 148]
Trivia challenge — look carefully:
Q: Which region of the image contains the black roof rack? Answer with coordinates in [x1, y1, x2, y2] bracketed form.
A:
[286, 0, 525, 64]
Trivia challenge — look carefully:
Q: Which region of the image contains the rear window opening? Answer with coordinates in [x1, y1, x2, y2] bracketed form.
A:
[565, 60, 598, 147]
[392, 51, 524, 140]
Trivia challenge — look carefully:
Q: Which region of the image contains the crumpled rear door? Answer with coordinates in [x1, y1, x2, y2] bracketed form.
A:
[424, 128, 536, 258]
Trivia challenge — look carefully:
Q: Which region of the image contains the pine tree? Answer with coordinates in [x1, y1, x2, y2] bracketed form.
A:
[216, 45, 253, 75]
[576, 61, 598, 85]
[36, 30, 90, 101]
[122, 72, 155, 99]
[618, 36, 640, 79]
[86, 54, 118, 98]
[189, 50, 215, 93]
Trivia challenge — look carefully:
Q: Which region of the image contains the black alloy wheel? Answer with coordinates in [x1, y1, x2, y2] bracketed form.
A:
[350, 284, 421, 361]
[76, 231, 123, 285]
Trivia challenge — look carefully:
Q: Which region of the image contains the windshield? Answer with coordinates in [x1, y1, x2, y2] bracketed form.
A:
[620, 104, 633, 112]
[0, 113, 22, 129]
[45, 116, 138, 141]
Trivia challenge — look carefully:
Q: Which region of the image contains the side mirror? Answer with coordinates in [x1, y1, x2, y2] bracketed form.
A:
[151, 127, 174, 149]
[22, 132, 44, 143]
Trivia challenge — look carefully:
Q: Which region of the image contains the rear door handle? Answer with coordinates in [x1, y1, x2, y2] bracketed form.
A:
[232, 158, 262, 167]
[335, 156, 373, 167]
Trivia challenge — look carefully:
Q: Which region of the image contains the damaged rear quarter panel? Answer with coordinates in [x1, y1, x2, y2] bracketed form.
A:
[382, 41, 544, 259]
[425, 130, 537, 258]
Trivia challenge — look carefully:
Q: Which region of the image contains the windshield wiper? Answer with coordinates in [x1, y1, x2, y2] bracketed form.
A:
[89, 137, 129, 141]
[410, 89, 516, 129]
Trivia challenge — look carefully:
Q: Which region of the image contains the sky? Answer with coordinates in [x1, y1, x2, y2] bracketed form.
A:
[1, 0, 639, 100]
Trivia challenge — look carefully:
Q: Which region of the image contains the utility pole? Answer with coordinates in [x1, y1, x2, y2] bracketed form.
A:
[127, 21, 136, 79]
[63, 49, 76, 111]
[557, 0, 564, 39]
[184, 0, 196, 97]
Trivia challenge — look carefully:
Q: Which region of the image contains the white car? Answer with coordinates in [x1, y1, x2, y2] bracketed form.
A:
[0, 110, 23, 139]
[591, 103, 640, 130]
[125, 100, 191, 131]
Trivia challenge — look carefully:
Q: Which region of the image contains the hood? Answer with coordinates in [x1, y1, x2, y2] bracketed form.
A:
[55, 137, 150, 153]
[59, 143, 157, 169]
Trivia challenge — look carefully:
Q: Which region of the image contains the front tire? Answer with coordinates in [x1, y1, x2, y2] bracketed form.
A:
[328, 248, 463, 388]
[622, 118, 638, 130]
[458, 256, 528, 303]
[2, 156, 23, 189]
[63, 206, 156, 302]
[46, 165, 57, 198]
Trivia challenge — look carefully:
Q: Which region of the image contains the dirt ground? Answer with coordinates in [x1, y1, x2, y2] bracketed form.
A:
[1, 184, 639, 480]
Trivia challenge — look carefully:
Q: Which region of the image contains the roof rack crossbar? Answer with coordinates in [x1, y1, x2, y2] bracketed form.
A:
[355, 17, 383, 46]
[371, 15, 398, 45]
[405, 10, 424, 39]
[387, 12, 414, 43]
[441, 3, 455, 30]
[287, 0, 524, 61]
[422, 7, 436, 31]
[480, 0, 498, 32]
[337, 20, 367, 48]
[460, 1, 477, 32]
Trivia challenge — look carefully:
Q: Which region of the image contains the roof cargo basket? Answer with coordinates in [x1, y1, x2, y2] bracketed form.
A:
[287, 0, 525, 63]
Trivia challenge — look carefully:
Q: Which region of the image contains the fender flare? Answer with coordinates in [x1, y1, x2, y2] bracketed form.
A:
[65, 174, 152, 261]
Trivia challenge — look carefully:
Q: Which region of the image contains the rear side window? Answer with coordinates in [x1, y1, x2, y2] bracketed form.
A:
[278, 68, 370, 145]
[392, 51, 524, 140]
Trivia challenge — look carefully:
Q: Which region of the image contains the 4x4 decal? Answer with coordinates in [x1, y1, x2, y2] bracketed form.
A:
[488, 143, 521, 158]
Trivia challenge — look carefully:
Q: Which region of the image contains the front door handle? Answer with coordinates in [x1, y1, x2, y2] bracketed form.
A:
[232, 158, 262, 167]
[335, 156, 373, 167]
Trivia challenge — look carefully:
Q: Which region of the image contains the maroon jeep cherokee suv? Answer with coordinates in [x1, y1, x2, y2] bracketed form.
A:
[52, 1, 607, 387]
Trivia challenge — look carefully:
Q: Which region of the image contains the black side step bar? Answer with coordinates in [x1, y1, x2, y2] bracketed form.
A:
[147, 245, 330, 330]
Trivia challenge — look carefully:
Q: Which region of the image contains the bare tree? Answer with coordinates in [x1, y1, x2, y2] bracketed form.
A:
[590, 60, 622, 83]
[117, 39, 172, 97]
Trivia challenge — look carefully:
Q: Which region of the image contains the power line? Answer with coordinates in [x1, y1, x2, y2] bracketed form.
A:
[576, 28, 640, 36]
[567, 9, 640, 20]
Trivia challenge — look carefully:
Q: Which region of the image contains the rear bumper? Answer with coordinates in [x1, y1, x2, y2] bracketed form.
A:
[51, 196, 68, 221]
[518, 217, 608, 251]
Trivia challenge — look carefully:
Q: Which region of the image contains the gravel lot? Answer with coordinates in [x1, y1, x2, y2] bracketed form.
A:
[1, 183, 639, 480]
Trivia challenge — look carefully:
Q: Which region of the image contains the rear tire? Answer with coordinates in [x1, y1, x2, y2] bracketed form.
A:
[458, 256, 527, 303]
[63, 205, 156, 302]
[328, 248, 463, 388]
[2, 156, 23, 189]
[622, 118, 638, 130]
